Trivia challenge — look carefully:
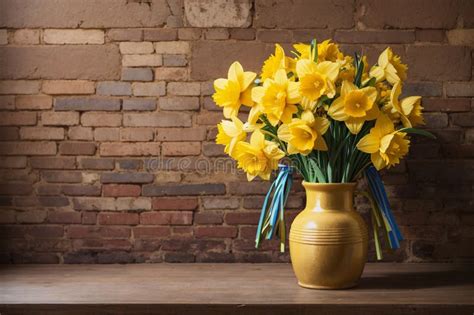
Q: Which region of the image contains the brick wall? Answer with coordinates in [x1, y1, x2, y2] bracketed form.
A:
[0, 0, 473, 263]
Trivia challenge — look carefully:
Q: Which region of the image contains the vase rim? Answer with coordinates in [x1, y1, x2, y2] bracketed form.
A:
[302, 181, 357, 188]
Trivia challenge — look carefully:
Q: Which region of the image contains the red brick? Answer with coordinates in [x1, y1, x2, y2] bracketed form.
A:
[152, 197, 199, 210]
[225, 212, 261, 225]
[162, 141, 201, 156]
[101, 172, 153, 184]
[47, 211, 81, 224]
[94, 128, 119, 141]
[81, 112, 122, 127]
[20, 127, 64, 140]
[100, 142, 160, 156]
[72, 197, 116, 211]
[194, 226, 237, 238]
[59, 142, 96, 156]
[0, 156, 27, 169]
[16, 210, 47, 223]
[61, 185, 101, 196]
[155, 127, 206, 141]
[120, 128, 154, 142]
[133, 226, 171, 238]
[143, 183, 226, 196]
[42, 171, 82, 183]
[0, 112, 36, 126]
[103, 184, 141, 197]
[98, 212, 139, 225]
[68, 127, 93, 141]
[0, 127, 19, 140]
[194, 212, 223, 224]
[82, 212, 97, 225]
[30, 157, 76, 169]
[140, 211, 193, 225]
[0, 142, 57, 156]
[42, 112, 79, 126]
[15, 95, 52, 110]
[228, 182, 271, 195]
[0, 183, 30, 196]
[26, 226, 64, 238]
[202, 197, 240, 210]
[66, 226, 130, 239]
[42, 80, 95, 95]
[124, 112, 192, 127]
[0, 95, 15, 110]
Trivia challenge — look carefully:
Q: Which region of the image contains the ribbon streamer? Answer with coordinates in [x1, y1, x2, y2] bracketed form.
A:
[255, 164, 293, 252]
[364, 166, 403, 250]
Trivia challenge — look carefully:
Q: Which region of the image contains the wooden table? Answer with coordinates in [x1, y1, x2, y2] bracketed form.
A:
[1, 263, 473, 314]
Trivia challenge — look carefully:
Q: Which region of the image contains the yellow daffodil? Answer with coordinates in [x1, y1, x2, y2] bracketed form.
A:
[216, 116, 247, 158]
[278, 110, 329, 155]
[293, 43, 311, 60]
[337, 55, 355, 82]
[296, 59, 340, 101]
[318, 40, 344, 62]
[251, 69, 301, 126]
[213, 62, 256, 118]
[357, 114, 410, 170]
[293, 40, 343, 62]
[386, 81, 424, 127]
[370, 48, 407, 85]
[328, 80, 379, 134]
[261, 44, 295, 80]
[234, 129, 285, 181]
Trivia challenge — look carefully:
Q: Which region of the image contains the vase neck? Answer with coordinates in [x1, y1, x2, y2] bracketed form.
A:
[303, 182, 356, 212]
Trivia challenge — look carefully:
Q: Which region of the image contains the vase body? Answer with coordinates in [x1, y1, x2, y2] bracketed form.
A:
[289, 182, 368, 289]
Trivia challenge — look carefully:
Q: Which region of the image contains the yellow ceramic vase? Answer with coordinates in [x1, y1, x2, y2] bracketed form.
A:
[289, 182, 368, 289]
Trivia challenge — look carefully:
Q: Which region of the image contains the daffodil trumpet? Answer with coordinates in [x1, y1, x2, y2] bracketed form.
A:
[213, 39, 435, 257]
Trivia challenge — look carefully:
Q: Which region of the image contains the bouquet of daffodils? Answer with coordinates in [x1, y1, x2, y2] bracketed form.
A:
[213, 40, 434, 258]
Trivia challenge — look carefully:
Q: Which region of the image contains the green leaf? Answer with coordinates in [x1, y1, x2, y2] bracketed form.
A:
[310, 39, 318, 63]
[399, 128, 437, 139]
[308, 158, 326, 183]
[363, 77, 376, 87]
[353, 53, 364, 88]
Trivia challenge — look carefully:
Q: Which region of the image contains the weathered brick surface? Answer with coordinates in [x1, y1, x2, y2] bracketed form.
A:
[121, 68, 154, 82]
[254, 0, 354, 28]
[0, 0, 472, 264]
[54, 97, 121, 111]
[44, 30, 104, 45]
[15, 95, 52, 110]
[132, 82, 166, 96]
[0, 46, 121, 80]
[0, 0, 171, 28]
[122, 54, 163, 67]
[122, 99, 156, 111]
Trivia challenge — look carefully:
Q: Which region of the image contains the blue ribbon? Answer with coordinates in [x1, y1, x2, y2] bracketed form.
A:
[255, 164, 293, 252]
[365, 166, 403, 249]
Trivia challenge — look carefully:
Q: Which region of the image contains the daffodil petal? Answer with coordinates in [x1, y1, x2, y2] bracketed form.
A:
[371, 153, 386, 170]
[357, 133, 380, 153]
[328, 97, 348, 121]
